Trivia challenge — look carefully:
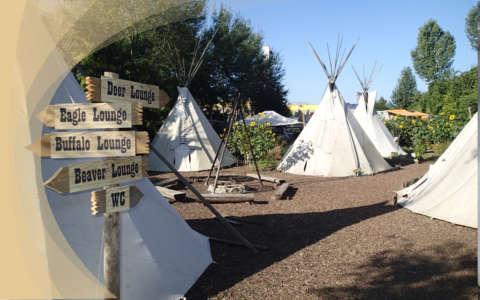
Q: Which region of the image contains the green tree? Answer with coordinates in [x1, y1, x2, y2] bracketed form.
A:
[391, 67, 418, 108]
[73, 2, 290, 137]
[466, 3, 480, 50]
[411, 20, 456, 83]
[374, 96, 391, 111]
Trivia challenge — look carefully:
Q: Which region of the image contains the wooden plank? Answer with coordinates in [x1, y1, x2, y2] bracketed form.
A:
[27, 130, 149, 158]
[44, 156, 147, 194]
[272, 182, 290, 200]
[85, 76, 170, 109]
[148, 175, 179, 187]
[91, 185, 143, 215]
[155, 186, 186, 201]
[246, 173, 285, 184]
[36, 102, 142, 129]
[199, 193, 254, 203]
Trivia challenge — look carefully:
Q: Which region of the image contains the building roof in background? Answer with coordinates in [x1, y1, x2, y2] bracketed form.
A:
[288, 104, 319, 112]
[244, 110, 302, 127]
[386, 109, 430, 118]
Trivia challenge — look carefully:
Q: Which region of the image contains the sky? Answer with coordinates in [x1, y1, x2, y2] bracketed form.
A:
[207, 0, 477, 104]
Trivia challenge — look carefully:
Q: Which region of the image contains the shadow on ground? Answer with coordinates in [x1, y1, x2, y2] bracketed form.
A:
[186, 201, 401, 298]
[309, 241, 477, 299]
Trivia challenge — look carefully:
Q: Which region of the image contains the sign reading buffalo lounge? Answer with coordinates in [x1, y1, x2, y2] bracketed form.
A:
[30, 130, 149, 158]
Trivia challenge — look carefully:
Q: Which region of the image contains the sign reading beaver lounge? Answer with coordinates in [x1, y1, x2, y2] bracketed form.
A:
[44, 156, 147, 194]
[85, 76, 170, 109]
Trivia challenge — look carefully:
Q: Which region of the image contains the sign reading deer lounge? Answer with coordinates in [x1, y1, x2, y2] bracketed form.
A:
[85, 76, 170, 109]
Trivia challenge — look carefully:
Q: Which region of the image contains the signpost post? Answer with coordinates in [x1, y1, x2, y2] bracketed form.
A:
[101, 72, 121, 300]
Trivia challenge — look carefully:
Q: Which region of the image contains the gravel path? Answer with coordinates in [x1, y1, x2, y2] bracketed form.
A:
[170, 163, 476, 299]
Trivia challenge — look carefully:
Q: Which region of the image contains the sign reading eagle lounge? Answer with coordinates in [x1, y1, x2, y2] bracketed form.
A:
[85, 76, 170, 109]
[37, 102, 143, 130]
[29, 131, 149, 158]
[44, 156, 147, 194]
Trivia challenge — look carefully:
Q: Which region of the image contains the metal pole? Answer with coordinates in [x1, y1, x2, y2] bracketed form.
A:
[238, 99, 263, 189]
[476, 7, 479, 287]
[205, 98, 239, 186]
[149, 145, 258, 254]
[212, 101, 238, 192]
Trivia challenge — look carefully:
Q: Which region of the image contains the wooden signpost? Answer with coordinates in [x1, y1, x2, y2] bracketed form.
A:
[33, 71, 167, 299]
[37, 102, 143, 130]
[91, 185, 143, 215]
[44, 156, 147, 194]
[85, 76, 170, 109]
[29, 130, 149, 158]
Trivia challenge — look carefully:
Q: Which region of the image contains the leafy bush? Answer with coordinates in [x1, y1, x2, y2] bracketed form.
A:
[228, 120, 277, 164]
[385, 114, 467, 159]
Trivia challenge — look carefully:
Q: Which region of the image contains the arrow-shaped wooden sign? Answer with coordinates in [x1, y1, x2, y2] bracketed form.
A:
[44, 156, 147, 194]
[28, 130, 149, 158]
[37, 102, 142, 130]
[91, 185, 143, 215]
[85, 76, 170, 109]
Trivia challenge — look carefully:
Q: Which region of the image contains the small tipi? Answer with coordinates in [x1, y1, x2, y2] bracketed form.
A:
[277, 41, 392, 177]
[148, 35, 236, 172]
[352, 65, 406, 157]
[396, 113, 477, 228]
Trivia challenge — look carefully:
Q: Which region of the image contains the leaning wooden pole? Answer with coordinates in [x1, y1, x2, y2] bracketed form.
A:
[149, 145, 258, 254]
[102, 72, 120, 299]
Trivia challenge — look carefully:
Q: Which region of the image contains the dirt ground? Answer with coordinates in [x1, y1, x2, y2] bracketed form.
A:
[166, 163, 476, 299]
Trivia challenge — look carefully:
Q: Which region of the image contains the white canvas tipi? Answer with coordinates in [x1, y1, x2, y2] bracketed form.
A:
[396, 113, 477, 228]
[352, 66, 406, 157]
[148, 33, 236, 172]
[43, 73, 212, 299]
[149, 86, 236, 172]
[277, 42, 392, 177]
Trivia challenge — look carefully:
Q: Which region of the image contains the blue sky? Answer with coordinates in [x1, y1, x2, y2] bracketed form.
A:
[208, 0, 477, 104]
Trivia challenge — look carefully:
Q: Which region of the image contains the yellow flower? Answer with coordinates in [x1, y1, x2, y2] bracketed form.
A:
[449, 114, 455, 121]
[249, 121, 256, 127]
[258, 112, 265, 118]
[428, 125, 433, 131]
[411, 119, 416, 125]
[398, 124, 404, 129]
[265, 122, 271, 126]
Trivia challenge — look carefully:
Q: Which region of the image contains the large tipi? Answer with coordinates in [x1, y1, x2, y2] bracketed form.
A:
[277, 42, 392, 177]
[396, 113, 477, 228]
[352, 65, 406, 157]
[148, 35, 236, 172]
[42, 73, 212, 299]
